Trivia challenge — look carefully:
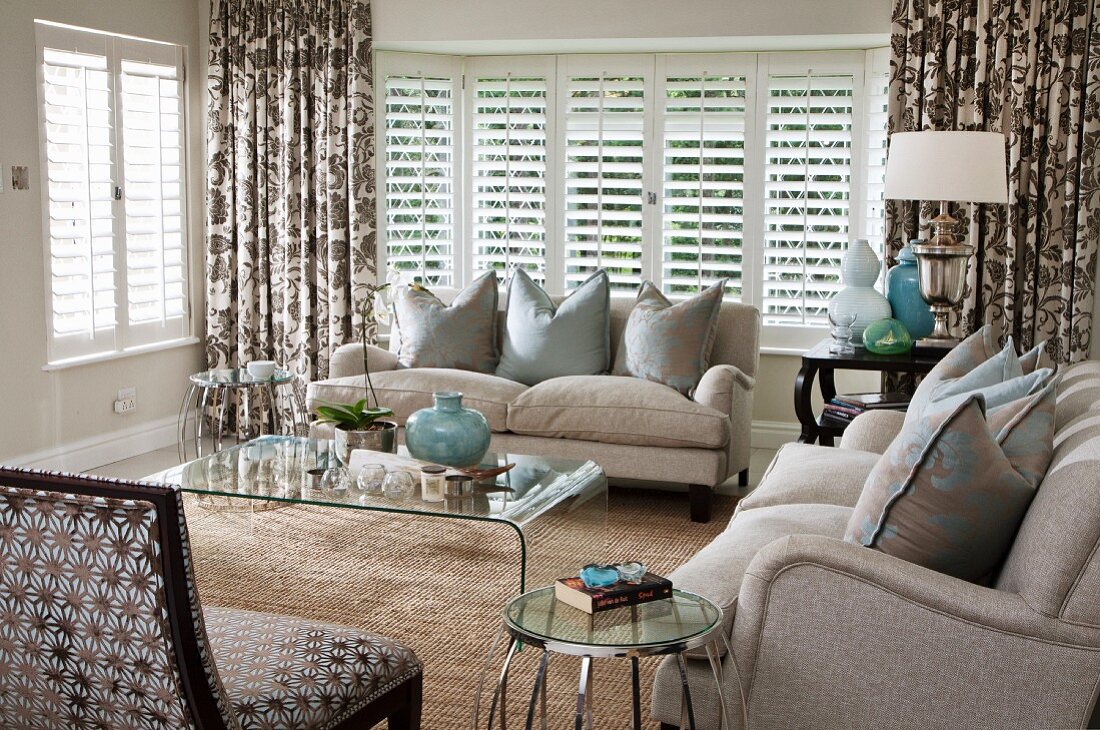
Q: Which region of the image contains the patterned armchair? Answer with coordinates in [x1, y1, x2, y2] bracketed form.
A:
[0, 467, 422, 730]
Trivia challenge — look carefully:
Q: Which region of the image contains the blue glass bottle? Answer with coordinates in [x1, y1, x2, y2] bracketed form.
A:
[886, 241, 935, 340]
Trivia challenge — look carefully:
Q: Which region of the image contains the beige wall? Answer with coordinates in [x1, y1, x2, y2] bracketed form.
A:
[373, 0, 890, 44]
[0, 0, 205, 466]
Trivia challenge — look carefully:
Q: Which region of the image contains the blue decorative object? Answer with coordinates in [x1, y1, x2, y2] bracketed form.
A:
[580, 564, 621, 589]
[862, 318, 914, 354]
[405, 391, 491, 468]
[827, 238, 892, 344]
[886, 240, 936, 340]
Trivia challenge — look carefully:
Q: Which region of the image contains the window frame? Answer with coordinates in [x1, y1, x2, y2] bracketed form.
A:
[375, 48, 885, 350]
[35, 21, 192, 367]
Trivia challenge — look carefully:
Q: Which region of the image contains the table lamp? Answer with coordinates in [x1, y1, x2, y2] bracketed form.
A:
[884, 131, 1009, 348]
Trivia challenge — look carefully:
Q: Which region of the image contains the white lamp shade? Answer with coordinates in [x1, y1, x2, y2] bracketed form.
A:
[884, 131, 1009, 203]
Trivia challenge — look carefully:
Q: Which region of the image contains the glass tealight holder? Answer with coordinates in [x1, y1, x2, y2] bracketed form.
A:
[828, 310, 857, 355]
[382, 471, 416, 500]
[320, 466, 352, 495]
[356, 463, 386, 498]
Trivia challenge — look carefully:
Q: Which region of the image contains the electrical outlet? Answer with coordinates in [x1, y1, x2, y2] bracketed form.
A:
[114, 387, 137, 415]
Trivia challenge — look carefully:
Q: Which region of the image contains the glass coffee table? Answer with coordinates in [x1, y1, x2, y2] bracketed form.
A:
[476, 588, 740, 730]
[147, 435, 608, 592]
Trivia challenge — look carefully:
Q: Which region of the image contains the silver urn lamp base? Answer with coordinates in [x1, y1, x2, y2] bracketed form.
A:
[911, 204, 975, 350]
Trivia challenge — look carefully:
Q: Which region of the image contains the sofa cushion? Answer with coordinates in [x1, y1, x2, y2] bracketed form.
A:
[392, 270, 499, 372]
[308, 369, 526, 432]
[671, 503, 853, 654]
[845, 395, 1037, 581]
[737, 443, 880, 513]
[204, 606, 420, 730]
[495, 268, 611, 386]
[506, 375, 730, 449]
[612, 280, 725, 396]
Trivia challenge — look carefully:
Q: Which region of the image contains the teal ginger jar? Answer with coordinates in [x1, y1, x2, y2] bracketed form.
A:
[886, 241, 935, 340]
[405, 391, 491, 468]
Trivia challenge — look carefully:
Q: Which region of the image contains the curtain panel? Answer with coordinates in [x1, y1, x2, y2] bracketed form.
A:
[205, 0, 376, 383]
[887, 0, 1100, 363]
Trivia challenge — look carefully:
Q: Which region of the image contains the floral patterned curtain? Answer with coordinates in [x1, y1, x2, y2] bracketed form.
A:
[205, 0, 376, 383]
[887, 0, 1100, 364]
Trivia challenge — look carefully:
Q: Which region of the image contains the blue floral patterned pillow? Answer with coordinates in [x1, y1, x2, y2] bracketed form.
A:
[612, 280, 725, 396]
[392, 271, 499, 372]
[845, 393, 1042, 581]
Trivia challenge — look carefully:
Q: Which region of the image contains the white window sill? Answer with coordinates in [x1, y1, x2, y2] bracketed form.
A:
[43, 336, 201, 372]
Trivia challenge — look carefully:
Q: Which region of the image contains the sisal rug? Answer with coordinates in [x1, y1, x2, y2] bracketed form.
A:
[184, 487, 738, 729]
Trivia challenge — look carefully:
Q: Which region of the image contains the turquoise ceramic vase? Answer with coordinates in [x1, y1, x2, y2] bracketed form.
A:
[886, 241, 935, 340]
[405, 391, 491, 468]
[827, 238, 892, 344]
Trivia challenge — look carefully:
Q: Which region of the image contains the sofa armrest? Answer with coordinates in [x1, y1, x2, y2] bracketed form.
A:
[329, 343, 399, 379]
[838, 409, 905, 453]
[732, 534, 1100, 729]
[693, 364, 755, 416]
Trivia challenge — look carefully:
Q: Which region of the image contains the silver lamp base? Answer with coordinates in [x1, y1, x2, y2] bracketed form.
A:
[911, 204, 974, 348]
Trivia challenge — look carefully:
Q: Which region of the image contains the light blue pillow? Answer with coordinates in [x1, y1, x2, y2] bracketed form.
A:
[494, 269, 610, 386]
[392, 270, 500, 372]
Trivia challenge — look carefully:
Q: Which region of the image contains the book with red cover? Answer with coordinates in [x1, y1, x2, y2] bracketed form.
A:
[554, 572, 673, 614]
[832, 392, 910, 410]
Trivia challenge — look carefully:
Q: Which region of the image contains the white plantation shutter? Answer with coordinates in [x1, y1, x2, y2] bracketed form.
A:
[562, 67, 647, 293]
[118, 43, 188, 345]
[861, 48, 890, 258]
[41, 44, 118, 361]
[761, 63, 858, 327]
[37, 23, 190, 365]
[469, 72, 550, 284]
[382, 66, 457, 288]
[659, 65, 751, 299]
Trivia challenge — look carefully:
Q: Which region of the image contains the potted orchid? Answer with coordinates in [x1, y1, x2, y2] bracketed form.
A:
[315, 267, 407, 462]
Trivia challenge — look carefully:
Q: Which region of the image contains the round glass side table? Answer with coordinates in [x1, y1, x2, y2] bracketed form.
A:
[474, 587, 738, 730]
[177, 368, 307, 462]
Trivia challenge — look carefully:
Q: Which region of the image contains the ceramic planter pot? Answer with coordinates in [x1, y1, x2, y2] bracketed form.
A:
[405, 391, 490, 468]
[335, 420, 398, 464]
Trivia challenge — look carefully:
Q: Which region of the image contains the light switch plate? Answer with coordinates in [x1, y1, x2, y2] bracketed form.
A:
[11, 166, 29, 191]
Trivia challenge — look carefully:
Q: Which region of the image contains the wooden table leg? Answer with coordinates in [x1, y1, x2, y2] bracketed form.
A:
[819, 367, 837, 446]
[794, 363, 820, 444]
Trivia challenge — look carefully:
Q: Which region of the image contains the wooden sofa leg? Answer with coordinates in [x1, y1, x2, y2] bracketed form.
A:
[689, 484, 712, 523]
[738, 467, 749, 487]
[388, 674, 422, 729]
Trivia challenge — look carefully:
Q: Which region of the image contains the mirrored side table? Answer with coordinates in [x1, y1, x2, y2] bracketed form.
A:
[475, 587, 739, 730]
[177, 368, 307, 462]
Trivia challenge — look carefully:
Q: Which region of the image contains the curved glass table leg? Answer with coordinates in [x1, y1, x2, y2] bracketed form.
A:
[488, 637, 518, 730]
[721, 632, 748, 730]
[473, 624, 507, 729]
[178, 383, 197, 462]
[524, 649, 550, 730]
[196, 386, 212, 458]
[575, 655, 592, 730]
[213, 385, 227, 452]
[705, 642, 732, 730]
[676, 653, 697, 730]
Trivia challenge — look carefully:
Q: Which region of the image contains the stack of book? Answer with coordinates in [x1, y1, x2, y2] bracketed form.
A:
[555, 572, 672, 614]
[823, 392, 910, 426]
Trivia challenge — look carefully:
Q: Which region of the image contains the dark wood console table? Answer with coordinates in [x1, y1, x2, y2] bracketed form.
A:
[795, 339, 947, 446]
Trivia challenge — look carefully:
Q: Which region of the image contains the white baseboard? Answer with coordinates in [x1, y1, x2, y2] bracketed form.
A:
[752, 419, 801, 450]
[8, 414, 184, 473]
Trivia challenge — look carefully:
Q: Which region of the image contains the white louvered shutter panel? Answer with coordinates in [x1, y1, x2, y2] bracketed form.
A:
[563, 73, 646, 293]
[660, 72, 747, 299]
[762, 70, 855, 326]
[861, 48, 890, 259]
[383, 72, 456, 287]
[470, 74, 549, 284]
[40, 42, 118, 362]
[118, 43, 188, 345]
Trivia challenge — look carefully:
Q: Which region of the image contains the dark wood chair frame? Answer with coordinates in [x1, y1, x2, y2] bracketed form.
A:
[0, 467, 422, 730]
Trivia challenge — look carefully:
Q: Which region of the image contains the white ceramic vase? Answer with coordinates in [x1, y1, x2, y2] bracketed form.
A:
[828, 238, 892, 344]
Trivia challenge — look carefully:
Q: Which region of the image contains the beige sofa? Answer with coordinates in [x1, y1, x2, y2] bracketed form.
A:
[307, 296, 761, 522]
[651, 360, 1100, 728]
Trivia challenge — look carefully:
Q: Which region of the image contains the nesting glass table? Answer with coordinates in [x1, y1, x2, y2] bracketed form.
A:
[147, 435, 608, 593]
[476, 587, 738, 730]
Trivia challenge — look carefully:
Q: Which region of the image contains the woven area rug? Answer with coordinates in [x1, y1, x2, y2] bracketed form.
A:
[184, 487, 738, 729]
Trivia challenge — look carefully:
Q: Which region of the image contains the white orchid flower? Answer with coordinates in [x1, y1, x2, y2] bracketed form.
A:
[373, 290, 392, 326]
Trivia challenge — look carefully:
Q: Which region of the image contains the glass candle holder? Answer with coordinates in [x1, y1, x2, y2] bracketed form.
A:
[828, 310, 857, 355]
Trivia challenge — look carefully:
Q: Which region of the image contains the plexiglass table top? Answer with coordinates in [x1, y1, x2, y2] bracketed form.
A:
[146, 435, 606, 528]
[189, 369, 297, 387]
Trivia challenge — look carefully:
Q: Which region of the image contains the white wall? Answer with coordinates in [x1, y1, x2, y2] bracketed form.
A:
[0, 0, 205, 469]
